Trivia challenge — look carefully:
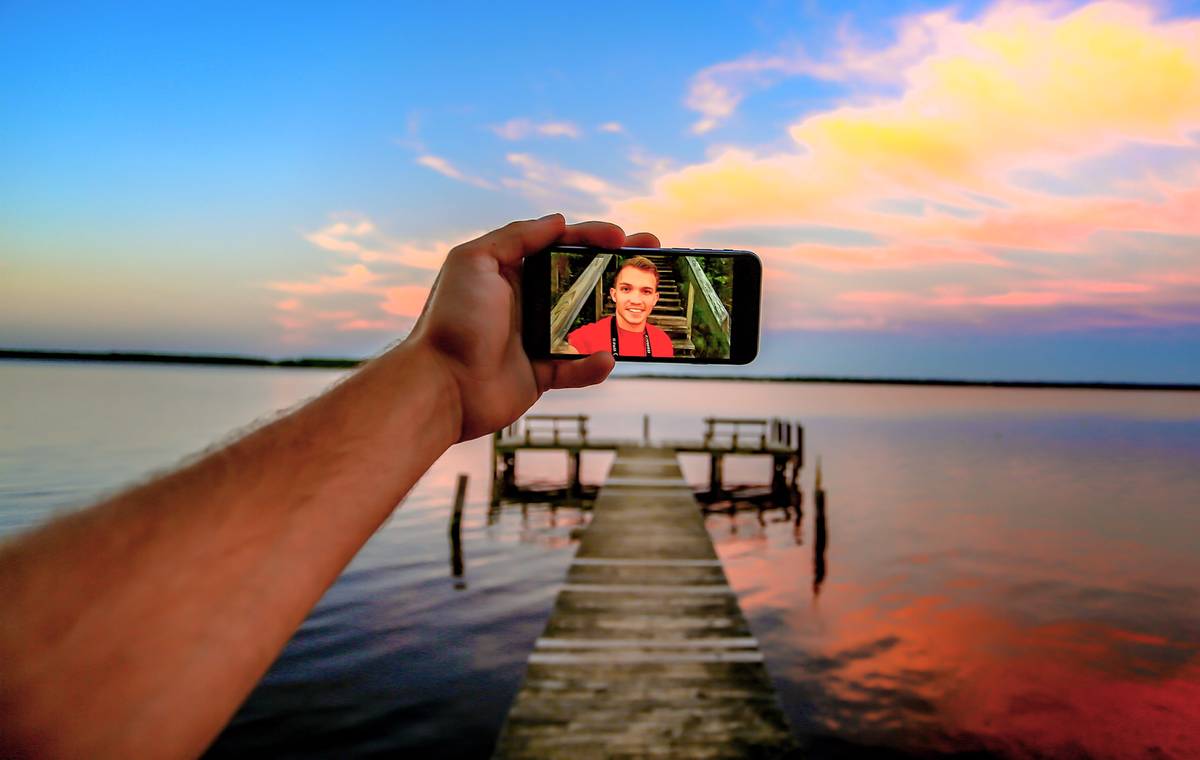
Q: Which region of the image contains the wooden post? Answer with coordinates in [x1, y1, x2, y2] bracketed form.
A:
[771, 455, 788, 500]
[643, 414, 650, 446]
[502, 452, 516, 497]
[594, 278, 604, 320]
[449, 474, 468, 581]
[568, 449, 582, 497]
[709, 454, 724, 495]
[813, 459, 827, 595]
[490, 432, 500, 506]
[795, 423, 804, 469]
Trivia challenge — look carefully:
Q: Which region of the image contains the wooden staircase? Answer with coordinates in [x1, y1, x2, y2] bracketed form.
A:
[601, 253, 695, 357]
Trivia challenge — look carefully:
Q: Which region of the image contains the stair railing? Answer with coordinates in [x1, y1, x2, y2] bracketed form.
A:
[680, 257, 731, 355]
[550, 254, 615, 351]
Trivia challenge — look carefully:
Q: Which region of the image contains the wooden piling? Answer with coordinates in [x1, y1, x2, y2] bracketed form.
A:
[813, 459, 827, 595]
[449, 473, 468, 581]
[568, 449, 582, 497]
[708, 453, 724, 495]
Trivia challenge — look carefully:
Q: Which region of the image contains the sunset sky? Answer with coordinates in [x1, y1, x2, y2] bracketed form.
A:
[3, 1, 1200, 381]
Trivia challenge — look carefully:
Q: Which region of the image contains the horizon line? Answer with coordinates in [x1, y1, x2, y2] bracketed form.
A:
[3, 348, 1197, 392]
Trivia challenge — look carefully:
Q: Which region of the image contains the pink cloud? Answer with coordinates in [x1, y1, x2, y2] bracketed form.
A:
[765, 241, 1006, 272]
[337, 319, 398, 332]
[269, 263, 380, 296]
[381, 285, 429, 318]
[265, 214, 460, 348]
[839, 291, 919, 305]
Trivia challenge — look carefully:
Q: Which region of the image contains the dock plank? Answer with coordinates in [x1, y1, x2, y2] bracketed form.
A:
[494, 447, 798, 759]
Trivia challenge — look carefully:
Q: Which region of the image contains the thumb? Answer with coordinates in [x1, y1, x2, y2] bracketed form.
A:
[535, 352, 616, 393]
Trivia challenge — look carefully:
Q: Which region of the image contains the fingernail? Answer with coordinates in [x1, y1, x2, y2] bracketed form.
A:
[538, 212, 562, 221]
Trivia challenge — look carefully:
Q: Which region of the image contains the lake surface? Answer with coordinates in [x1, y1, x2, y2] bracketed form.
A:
[2, 360, 1198, 758]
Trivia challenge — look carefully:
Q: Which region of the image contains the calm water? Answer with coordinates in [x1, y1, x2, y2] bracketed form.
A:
[2, 361, 1198, 758]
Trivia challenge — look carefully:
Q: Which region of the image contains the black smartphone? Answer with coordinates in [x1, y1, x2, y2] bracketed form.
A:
[522, 245, 761, 364]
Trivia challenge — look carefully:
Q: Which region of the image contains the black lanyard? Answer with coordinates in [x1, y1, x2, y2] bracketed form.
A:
[611, 317, 652, 356]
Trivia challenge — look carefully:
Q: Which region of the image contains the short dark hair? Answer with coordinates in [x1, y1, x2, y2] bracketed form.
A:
[616, 256, 659, 289]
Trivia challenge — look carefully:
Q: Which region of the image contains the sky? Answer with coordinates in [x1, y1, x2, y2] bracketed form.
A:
[3, 0, 1200, 382]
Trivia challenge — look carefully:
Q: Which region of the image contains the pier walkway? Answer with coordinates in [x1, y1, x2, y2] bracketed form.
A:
[493, 447, 798, 759]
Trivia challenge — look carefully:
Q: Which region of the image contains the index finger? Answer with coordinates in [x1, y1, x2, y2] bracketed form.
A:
[478, 213, 568, 266]
[559, 220, 627, 249]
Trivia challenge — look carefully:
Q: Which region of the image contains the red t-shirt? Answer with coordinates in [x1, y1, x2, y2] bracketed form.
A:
[567, 316, 675, 357]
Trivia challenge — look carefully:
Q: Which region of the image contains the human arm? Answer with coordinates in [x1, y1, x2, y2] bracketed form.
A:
[0, 214, 659, 759]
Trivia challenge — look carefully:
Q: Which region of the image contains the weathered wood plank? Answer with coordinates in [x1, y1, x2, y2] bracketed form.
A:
[493, 447, 798, 759]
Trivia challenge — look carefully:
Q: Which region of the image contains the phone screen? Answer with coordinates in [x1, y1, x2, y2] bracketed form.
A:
[548, 248, 734, 360]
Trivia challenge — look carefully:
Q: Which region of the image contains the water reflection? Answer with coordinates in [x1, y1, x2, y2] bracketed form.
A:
[5, 363, 1200, 758]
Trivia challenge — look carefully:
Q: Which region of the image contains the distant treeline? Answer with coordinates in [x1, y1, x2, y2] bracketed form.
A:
[622, 373, 1200, 392]
[0, 349, 362, 369]
[3, 349, 1196, 390]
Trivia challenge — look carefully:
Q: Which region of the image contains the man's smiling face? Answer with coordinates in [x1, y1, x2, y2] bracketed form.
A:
[611, 265, 659, 331]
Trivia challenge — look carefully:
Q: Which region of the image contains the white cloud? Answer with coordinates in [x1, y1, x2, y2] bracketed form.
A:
[503, 152, 620, 204]
[685, 9, 955, 134]
[415, 154, 493, 189]
[492, 118, 582, 140]
[597, 121, 625, 134]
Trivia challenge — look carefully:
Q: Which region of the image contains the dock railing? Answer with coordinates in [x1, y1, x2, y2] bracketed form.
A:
[512, 414, 588, 445]
[492, 413, 804, 504]
[703, 417, 791, 450]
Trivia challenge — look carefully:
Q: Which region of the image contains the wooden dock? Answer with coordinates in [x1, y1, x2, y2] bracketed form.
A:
[493, 446, 799, 759]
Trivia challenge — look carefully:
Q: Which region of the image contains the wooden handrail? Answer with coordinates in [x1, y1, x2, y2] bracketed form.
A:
[682, 257, 730, 339]
[521, 414, 589, 443]
[550, 254, 614, 349]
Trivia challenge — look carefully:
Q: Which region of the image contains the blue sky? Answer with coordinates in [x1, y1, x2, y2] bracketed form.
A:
[3, 1, 1200, 381]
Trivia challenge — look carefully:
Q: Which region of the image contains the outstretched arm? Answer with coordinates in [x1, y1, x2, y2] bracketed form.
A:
[0, 214, 659, 759]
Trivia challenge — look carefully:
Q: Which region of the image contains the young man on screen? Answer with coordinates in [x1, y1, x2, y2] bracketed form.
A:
[566, 256, 675, 358]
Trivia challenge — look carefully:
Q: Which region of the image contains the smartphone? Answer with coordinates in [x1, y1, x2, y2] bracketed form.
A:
[522, 245, 761, 364]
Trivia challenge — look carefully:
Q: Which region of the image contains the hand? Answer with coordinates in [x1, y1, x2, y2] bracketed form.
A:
[408, 214, 660, 441]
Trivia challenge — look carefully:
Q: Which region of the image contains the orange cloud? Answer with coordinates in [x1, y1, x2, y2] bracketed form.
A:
[607, 2, 1200, 332]
[622, 3, 1200, 238]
